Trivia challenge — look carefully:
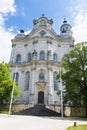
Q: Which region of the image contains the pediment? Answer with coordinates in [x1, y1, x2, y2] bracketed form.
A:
[12, 27, 61, 43]
[25, 27, 60, 41]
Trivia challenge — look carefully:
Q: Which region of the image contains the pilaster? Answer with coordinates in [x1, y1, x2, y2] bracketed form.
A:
[48, 66, 54, 104]
[29, 64, 36, 104]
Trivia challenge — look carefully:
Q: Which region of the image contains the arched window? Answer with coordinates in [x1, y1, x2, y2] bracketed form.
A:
[27, 53, 32, 62]
[40, 51, 45, 60]
[16, 54, 21, 63]
[53, 72, 58, 90]
[53, 53, 57, 62]
[39, 73, 45, 82]
[13, 72, 19, 85]
[25, 71, 30, 91]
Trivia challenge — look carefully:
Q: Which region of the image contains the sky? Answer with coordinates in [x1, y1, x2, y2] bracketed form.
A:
[0, 0, 87, 62]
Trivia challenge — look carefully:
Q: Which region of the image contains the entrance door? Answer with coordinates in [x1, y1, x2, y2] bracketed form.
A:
[38, 91, 44, 104]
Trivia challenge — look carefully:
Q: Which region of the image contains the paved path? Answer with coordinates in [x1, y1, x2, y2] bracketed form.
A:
[0, 114, 87, 130]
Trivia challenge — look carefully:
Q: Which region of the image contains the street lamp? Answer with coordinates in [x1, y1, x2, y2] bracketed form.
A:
[8, 66, 17, 115]
[60, 63, 63, 118]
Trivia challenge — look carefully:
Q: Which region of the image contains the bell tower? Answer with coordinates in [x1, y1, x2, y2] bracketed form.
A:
[60, 18, 72, 36]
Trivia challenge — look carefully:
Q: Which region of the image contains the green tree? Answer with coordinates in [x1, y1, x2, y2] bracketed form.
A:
[0, 62, 20, 105]
[60, 42, 87, 115]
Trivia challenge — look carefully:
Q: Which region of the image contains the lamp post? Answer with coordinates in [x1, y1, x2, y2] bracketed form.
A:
[60, 63, 63, 118]
[8, 66, 17, 115]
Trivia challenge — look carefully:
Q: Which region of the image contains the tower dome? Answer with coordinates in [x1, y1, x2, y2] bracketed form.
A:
[14, 29, 25, 39]
[33, 14, 53, 30]
[60, 18, 72, 36]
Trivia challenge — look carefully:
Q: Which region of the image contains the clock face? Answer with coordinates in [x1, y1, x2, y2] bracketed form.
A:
[39, 30, 46, 36]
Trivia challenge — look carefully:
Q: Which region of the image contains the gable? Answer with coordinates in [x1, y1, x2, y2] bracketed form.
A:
[25, 27, 59, 40]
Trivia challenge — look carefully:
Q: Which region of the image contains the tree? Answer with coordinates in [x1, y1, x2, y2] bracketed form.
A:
[59, 42, 87, 115]
[0, 62, 20, 105]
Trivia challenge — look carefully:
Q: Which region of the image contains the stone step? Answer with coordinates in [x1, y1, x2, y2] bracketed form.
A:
[13, 104, 61, 116]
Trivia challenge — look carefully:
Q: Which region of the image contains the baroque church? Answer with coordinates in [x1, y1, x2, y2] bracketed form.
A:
[9, 15, 74, 108]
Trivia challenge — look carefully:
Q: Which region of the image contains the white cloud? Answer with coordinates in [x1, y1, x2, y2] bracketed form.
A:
[0, 0, 16, 63]
[0, 14, 5, 26]
[0, 27, 14, 62]
[71, 0, 87, 43]
[0, 0, 16, 14]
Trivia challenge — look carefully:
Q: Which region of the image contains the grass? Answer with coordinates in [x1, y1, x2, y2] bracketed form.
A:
[0, 109, 8, 114]
[66, 124, 87, 130]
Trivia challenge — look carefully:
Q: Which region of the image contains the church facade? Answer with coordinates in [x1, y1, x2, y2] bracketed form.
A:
[9, 15, 74, 106]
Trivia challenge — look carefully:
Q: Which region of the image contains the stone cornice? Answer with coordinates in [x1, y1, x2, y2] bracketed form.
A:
[10, 60, 60, 68]
[11, 35, 74, 47]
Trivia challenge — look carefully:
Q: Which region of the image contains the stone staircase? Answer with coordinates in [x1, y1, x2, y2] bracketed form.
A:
[13, 104, 61, 116]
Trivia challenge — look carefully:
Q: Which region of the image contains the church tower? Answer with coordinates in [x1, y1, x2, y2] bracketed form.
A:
[60, 18, 72, 36]
[9, 15, 74, 109]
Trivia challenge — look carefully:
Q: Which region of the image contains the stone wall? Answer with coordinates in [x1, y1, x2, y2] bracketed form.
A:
[71, 107, 86, 117]
[46, 105, 71, 116]
[12, 104, 34, 112]
[46, 104, 61, 113]
[0, 104, 86, 117]
[46, 105, 86, 117]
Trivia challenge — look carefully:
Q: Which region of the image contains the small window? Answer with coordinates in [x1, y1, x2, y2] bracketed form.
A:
[39, 73, 45, 82]
[27, 53, 32, 62]
[16, 54, 21, 63]
[53, 53, 57, 62]
[13, 72, 19, 85]
[62, 28, 66, 33]
[53, 72, 58, 90]
[40, 51, 45, 60]
[39, 30, 46, 36]
[25, 71, 30, 91]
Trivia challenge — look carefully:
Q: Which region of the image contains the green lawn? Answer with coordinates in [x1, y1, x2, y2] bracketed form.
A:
[0, 109, 8, 114]
[66, 124, 87, 130]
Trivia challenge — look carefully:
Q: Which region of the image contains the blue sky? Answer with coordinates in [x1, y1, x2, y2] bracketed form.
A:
[0, 0, 87, 62]
[5, 0, 73, 33]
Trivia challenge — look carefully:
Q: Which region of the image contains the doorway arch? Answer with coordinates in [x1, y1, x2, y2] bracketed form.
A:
[38, 91, 44, 104]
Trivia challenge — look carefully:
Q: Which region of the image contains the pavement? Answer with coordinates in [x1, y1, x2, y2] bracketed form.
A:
[0, 114, 87, 130]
